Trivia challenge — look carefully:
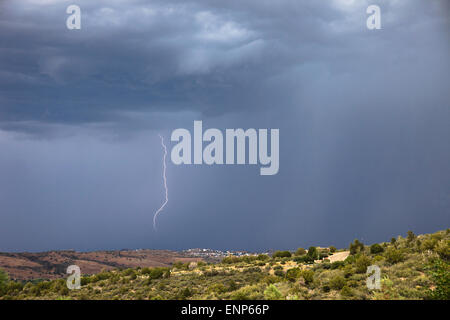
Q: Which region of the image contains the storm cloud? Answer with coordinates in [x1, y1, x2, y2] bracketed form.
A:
[0, 0, 449, 252]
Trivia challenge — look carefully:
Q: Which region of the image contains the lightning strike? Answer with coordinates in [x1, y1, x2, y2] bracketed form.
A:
[153, 134, 168, 231]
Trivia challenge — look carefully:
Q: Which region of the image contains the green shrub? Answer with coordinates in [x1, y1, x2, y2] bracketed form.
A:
[272, 251, 292, 258]
[385, 248, 405, 264]
[340, 286, 353, 298]
[421, 238, 438, 251]
[295, 248, 306, 256]
[435, 240, 450, 261]
[302, 270, 314, 285]
[257, 254, 270, 261]
[355, 255, 371, 274]
[285, 268, 301, 282]
[370, 243, 384, 254]
[329, 246, 337, 253]
[426, 259, 450, 300]
[331, 261, 345, 269]
[274, 270, 285, 277]
[178, 287, 193, 299]
[264, 284, 282, 300]
[329, 275, 346, 290]
[0, 269, 9, 295]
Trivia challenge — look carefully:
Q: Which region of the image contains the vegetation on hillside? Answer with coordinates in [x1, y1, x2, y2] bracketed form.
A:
[0, 229, 448, 300]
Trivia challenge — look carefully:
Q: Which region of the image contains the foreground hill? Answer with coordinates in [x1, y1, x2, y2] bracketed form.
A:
[0, 229, 448, 300]
[0, 249, 200, 280]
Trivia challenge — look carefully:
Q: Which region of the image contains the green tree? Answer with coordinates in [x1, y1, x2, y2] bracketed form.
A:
[390, 237, 397, 246]
[307, 247, 319, 260]
[329, 246, 337, 253]
[349, 239, 364, 255]
[406, 230, 416, 245]
[295, 248, 306, 256]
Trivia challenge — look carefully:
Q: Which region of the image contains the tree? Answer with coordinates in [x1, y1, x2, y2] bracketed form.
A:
[349, 239, 364, 255]
[307, 247, 319, 260]
[407, 230, 416, 244]
[295, 248, 306, 256]
[390, 237, 397, 246]
[329, 246, 337, 253]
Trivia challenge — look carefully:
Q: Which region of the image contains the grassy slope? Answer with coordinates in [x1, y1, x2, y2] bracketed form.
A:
[0, 229, 448, 300]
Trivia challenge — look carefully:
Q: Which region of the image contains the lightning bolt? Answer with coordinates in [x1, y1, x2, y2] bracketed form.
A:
[153, 134, 168, 231]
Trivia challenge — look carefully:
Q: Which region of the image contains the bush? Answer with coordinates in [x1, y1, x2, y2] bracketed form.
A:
[145, 267, 168, 280]
[0, 269, 9, 295]
[355, 255, 372, 274]
[295, 248, 306, 256]
[406, 230, 416, 244]
[329, 275, 346, 290]
[294, 255, 314, 264]
[302, 270, 314, 285]
[426, 259, 450, 300]
[370, 243, 384, 254]
[222, 256, 241, 264]
[385, 248, 405, 264]
[331, 261, 345, 269]
[421, 238, 438, 251]
[435, 240, 450, 261]
[264, 284, 282, 300]
[340, 286, 353, 297]
[178, 287, 193, 299]
[274, 270, 285, 277]
[257, 254, 270, 261]
[272, 251, 292, 258]
[329, 246, 337, 253]
[285, 268, 301, 282]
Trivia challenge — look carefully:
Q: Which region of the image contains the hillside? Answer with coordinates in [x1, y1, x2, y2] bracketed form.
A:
[0, 249, 201, 281]
[0, 229, 448, 300]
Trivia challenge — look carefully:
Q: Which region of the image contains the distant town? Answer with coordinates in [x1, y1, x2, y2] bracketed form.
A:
[182, 248, 272, 261]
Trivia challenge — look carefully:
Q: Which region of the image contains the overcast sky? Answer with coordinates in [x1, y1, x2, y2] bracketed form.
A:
[0, 0, 449, 252]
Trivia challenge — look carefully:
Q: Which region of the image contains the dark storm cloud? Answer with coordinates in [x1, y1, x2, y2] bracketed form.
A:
[0, 0, 449, 252]
[1, 0, 447, 129]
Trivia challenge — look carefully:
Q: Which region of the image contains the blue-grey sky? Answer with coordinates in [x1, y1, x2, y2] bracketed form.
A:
[0, 0, 449, 252]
